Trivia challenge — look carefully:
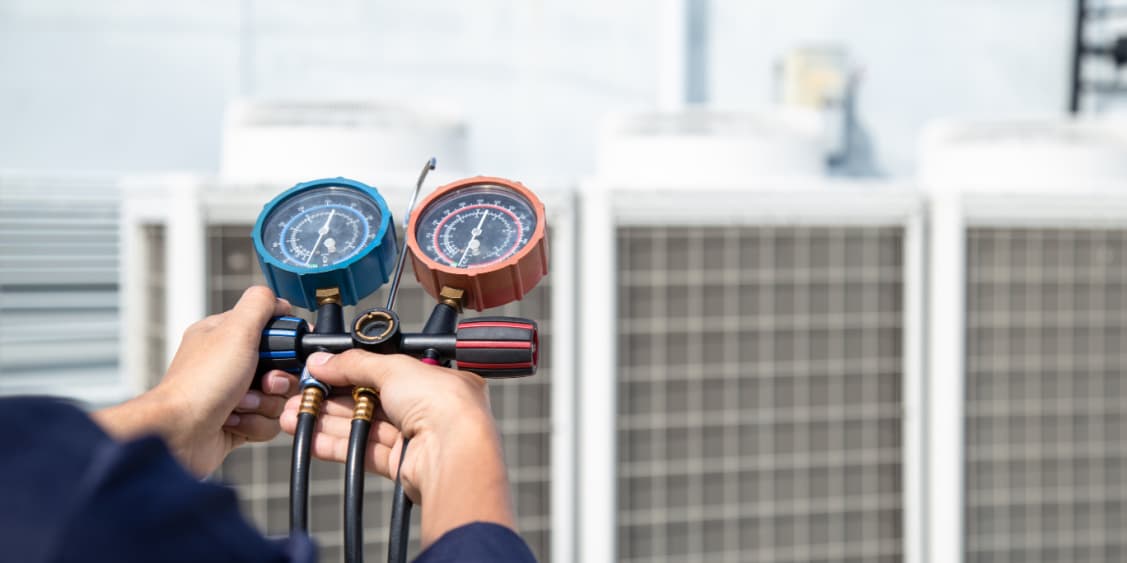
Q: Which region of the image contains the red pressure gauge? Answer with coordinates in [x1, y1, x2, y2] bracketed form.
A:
[406, 176, 549, 311]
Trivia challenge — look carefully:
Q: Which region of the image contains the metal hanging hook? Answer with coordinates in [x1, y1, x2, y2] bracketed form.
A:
[386, 157, 437, 311]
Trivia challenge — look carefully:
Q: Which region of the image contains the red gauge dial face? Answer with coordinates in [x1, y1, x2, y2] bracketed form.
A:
[413, 185, 539, 270]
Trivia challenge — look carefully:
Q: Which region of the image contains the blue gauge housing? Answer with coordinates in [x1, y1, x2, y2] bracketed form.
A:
[252, 177, 397, 310]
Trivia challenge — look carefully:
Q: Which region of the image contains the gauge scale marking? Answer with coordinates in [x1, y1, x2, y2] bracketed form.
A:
[253, 178, 396, 310]
[415, 187, 538, 270]
[261, 187, 383, 269]
[407, 177, 548, 312]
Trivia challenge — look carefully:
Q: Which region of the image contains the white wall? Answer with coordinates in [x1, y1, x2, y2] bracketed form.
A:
[711, 0, 1074, 175]
[0, 0, 1076, 178]
[0, 0, 658, 178]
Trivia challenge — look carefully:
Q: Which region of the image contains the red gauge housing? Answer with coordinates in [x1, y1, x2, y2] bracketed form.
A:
[407, 176, 549, 311]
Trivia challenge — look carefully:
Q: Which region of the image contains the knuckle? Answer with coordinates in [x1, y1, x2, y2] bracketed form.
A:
[338, 348, 370, 366]
[245, 285, 276, 301]
[182, 320, 208, 338]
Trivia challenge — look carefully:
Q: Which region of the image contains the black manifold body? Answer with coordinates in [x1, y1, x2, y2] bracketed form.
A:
[255, 306, 538, 384]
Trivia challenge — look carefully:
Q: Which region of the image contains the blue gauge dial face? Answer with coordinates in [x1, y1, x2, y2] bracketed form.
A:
[260, 186, 383, 269]
[414, 185, 538, 269]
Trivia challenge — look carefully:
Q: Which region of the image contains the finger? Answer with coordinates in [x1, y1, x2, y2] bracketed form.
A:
[319, 396, 360, 417]
[308, 412, 400, 448]
[224, 413, 282, 442]
[279, 407, 399, 448]
[261, 370, 299, 397]
[228, 286, 281, 333]
[234, 391, 287, 418]
[306, 349, 419, 391]
[283, 394, 359, 420]
[280, 408, 299, 434]
[308, 432, 395, 479]
[282, 394, 398, 429]
[272, 297, 292, 317]
[282, 393, 397, 423]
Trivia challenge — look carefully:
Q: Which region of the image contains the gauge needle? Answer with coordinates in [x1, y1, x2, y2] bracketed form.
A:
[306, 209, 336, 265]
[458, 209, 490, 267]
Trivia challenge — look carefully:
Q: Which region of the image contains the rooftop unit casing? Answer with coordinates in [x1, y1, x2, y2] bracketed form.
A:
[922, 118, 1127, 563]
[596, 110, 826, 186]
[920, 118, 1127, 191]
[220, 99, 469, 184]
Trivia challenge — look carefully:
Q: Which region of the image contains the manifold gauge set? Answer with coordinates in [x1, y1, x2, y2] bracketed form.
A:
[248, 160, 548, 563]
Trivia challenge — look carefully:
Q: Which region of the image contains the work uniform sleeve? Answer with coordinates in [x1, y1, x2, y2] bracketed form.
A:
[0, 397, 316, 563]
[413, 522, 537, 563]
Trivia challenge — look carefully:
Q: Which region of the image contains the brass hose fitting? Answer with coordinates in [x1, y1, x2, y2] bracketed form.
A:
[439, 286, 465, 313]
[352, 387, 379, 422]
[298, 386, 326, 416]
[316, 287, 342, 306]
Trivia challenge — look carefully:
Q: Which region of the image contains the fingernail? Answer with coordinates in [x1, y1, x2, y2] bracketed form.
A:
[270, 376, 290, 395]
[307, 352, 332, 366]
[277, 297, 291, 307]
[238, 392, 260, 409]
[224, 414, 241, 426]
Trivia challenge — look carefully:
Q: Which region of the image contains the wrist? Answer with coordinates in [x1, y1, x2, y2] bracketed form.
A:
[92, 386, 185, 444]
[416, 409, 516, 547]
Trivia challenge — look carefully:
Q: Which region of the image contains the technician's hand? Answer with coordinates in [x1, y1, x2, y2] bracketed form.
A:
[94, 286, 300, 476]
[280, 350, 516, 547]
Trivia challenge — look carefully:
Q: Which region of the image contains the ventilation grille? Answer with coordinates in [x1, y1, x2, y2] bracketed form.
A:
[0, 176, 121, 399]
[615, 226, 904, 563]
[207, 225, 553, 562]
[965, 228, 1127, 562]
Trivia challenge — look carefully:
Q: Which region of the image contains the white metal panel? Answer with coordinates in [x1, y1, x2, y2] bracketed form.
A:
[220, 99, 469, 184]
[0, 172, 130, 405]
[548, 193, 579, 563]
[919, 118, 1127, 192]
[928, 191, 1127, 563]
[578, 185, 619, 563]
[928, 189, 966, 563]
[580, 182, 925, 563]
[924, 117, 1127, 563]
[597, 111, 825, 185]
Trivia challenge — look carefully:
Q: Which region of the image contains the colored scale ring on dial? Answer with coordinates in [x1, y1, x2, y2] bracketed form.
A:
[252, 177, 397, 310]
[406, 176, 549, 311]
[430, 203, 523, 266]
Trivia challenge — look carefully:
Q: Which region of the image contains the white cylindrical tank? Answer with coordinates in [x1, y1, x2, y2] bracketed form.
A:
[220, 99, 469, 185]
[595, 109, 826, 187]
[920, 118, 1127, 191]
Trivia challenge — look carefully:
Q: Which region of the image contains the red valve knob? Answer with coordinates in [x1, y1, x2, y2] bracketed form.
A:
[454, 317, 538, 378]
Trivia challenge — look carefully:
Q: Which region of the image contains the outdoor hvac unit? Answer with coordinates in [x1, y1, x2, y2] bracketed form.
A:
[596, 110, 826, 185]
[220, 99, 469, 184]
[923, 119, 1127, 563]
[578, 173, 925, 563]
[0, 173, 131, 405]
[119, 177, 576, 563]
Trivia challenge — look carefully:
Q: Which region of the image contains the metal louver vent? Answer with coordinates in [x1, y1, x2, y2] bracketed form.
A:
[615, 225, 905, 563]
[965, 228, 1127, 563]
[0, 175, 124, 403]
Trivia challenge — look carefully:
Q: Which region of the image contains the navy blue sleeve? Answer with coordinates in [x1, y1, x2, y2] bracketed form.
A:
[413, 522, 537, 563]
[0, 397, 316, 563]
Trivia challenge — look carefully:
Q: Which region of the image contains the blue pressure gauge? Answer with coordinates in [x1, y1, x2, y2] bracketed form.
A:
[252, 178, 397, 310]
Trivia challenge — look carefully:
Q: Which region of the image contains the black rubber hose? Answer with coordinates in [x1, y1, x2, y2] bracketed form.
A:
[387, 437, 413, 563]
[291, 300, 342, 532]
[290, 411, 316, 531]
[345, 418, 373, 563]
[388, 304, 454, 563]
